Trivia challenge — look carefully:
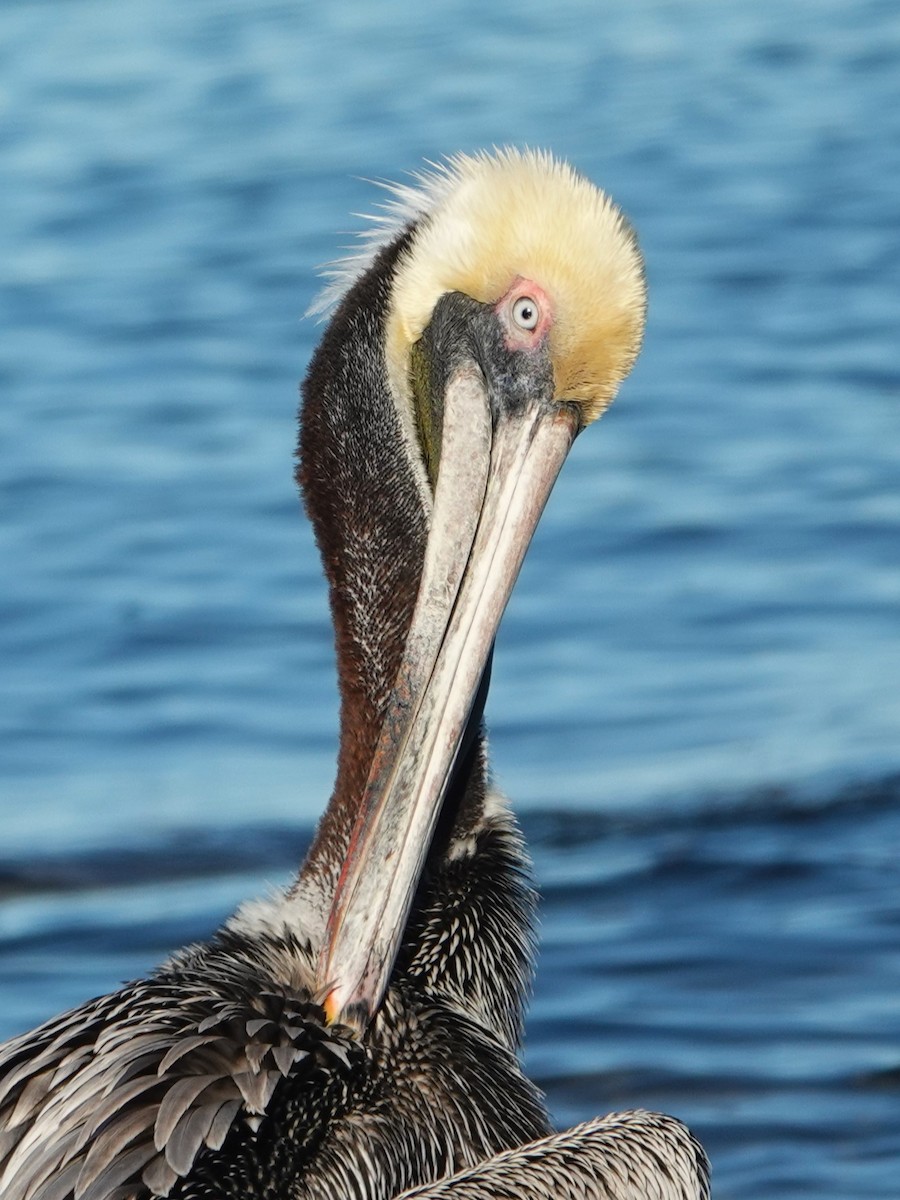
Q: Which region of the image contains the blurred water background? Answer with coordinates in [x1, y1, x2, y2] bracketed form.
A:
[2, 1, 899, 1195]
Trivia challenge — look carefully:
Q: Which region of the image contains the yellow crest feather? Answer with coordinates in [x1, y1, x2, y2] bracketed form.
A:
[385, 148, 647, 424]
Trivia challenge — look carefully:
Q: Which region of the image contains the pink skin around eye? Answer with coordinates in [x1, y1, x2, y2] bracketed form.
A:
[495, 278, 554, 351]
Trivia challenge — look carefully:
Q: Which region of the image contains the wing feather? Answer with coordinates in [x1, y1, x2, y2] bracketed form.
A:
[156, 1035, 218, 1076]
[31, 1159, 83, 1200]
[77, 1104, 160, 1194]
[204, 1096, 243, 1152]
[153, 1075, 223, 1151]
[74, 1143, 158, 1200]
[163, 1101, 223, 1178]
[393, 1112, 711, 1200]
[0, 954, 338, 1200]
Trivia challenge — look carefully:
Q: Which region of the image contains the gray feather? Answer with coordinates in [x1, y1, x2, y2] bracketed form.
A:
[49, 1051, 96, 1092]
[156, 1035, 217, 1076]
[163, 1101, 221, 1177]
[393, 1112, 710, 1200]
[140, 1150, 178, 1197]
[0, 972, 329, 1200]
[5, 1128, 80, 1200]
[244, 1041, 269, 1073]
[75, 1143, 157, 1200]
[230, 1067, 278, 1113]
[32, 1159, 83, 1200]
[153, 1075, 222, 1150]
[245, 1019, 275, 1039]
[204, 1097, 242, 1151]
[78, 1074, 164, 1138]
[272, 1043, 300, 1077]
[76, 1104, 159, 1195]
[0, 1122, 27, 1163]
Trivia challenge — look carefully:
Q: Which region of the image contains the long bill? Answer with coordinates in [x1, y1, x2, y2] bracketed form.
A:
[317, 364, 579, 1031]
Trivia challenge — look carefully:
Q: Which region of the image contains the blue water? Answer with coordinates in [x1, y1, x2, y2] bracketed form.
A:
[2, 1, 899, 1195]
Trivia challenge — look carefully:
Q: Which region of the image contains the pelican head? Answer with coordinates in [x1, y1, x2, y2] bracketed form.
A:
[311, 148, 646, 1031]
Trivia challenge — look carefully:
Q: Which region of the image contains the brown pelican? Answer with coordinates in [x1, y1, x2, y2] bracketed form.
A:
[0, 149, 710, 1200]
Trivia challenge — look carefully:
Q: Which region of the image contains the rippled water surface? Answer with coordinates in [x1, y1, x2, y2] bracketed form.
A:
[2, 2, 899, 1196]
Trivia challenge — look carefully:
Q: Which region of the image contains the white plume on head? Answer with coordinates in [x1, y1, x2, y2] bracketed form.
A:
[306, 155, 465, 319]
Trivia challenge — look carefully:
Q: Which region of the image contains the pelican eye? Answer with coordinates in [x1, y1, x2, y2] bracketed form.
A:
[511, 295, 540, 331]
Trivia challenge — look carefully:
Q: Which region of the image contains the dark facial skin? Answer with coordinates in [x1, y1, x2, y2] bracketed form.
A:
[409, 290, 561, 490]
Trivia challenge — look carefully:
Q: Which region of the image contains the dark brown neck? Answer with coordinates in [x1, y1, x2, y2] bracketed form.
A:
[297, 236, 442, 878]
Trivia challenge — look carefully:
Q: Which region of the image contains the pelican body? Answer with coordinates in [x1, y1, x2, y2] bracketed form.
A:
[0, 150, 709, 1200]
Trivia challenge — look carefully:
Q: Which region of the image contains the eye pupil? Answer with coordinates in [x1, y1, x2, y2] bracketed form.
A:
[512, 295, 540, 331]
